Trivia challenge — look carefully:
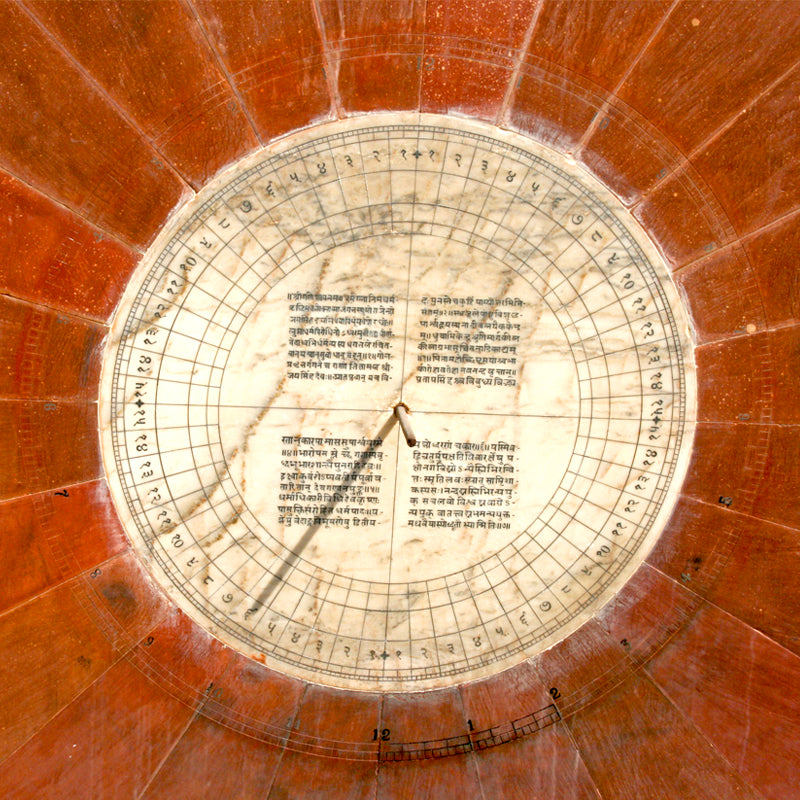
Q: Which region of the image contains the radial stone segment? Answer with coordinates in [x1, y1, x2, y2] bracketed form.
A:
[99, 113, 697, 691]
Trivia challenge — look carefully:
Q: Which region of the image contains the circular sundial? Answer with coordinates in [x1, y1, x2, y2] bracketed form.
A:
[100, 113, 696, 691]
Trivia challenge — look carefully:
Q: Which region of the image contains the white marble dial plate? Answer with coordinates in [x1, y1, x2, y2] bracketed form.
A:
[100, 113, 696, 690]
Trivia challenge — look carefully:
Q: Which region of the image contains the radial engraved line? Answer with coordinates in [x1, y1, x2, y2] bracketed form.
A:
[101, 116, 695, 690]
[383, 130, 418, 650]
[323, 137, 357, 242]
[322, 575, 355, 670]
[458, 572, 496, 658]
[298, 569, 337, 663]
[478, 558, 525, 643]
[441, 577, 471, 667]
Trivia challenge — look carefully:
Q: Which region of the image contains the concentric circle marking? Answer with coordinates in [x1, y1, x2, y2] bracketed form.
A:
[100, 114, 696, 690]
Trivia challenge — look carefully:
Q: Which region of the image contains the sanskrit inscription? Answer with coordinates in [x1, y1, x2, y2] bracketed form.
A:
[408, 440, 517, 530]
[287, 292, 396, 382]
[278, 435, 385, 529]
[416, 296, 523, 387]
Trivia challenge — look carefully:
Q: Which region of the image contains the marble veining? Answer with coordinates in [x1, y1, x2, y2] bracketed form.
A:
[99, 114, 696, 690]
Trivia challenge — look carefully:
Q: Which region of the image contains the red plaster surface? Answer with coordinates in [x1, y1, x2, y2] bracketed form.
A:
[0, 2, 798, 797]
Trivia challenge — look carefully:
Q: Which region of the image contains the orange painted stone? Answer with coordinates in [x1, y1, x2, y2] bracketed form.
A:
[25, 0, 260, 188]
[678, 423, 768, 514]
[647, 495, 740, 598]
[0, 579, 118, 763]
[534, 0, 672, 92]
[691, 67, 800, 235]
[338, 52, 422, 114]
[743, 211, 800, 329]
[0, 295, 105, 401]
[0, 4, 187, 249]
[647, 604, 800, 800]
[426, 0, 533, 45]
[473, 730, 601, 800]
[198, 652, 304, 745]
[192, 0, 332, 141]
[509, 62, 600, 152]
[274, 747, 378, 800]
[0, 170, 137, 321]
[126, 606, 233, 708]
[617, 1, 800, 156]
[530, 619, 634, 717]
[748, 424, 800, 531]
[422, 0, 535, 119]
[459, 657, 550, 732]
[82, 549, 172, 651]
[695, 325, 800, 425]
[695, 331, 777, 424]
[381, 687, 466, 746]
[421, 48, 512, 120]
[568, 674, 765, 799]
[0, 659, 195, 799]
[594, 563, 702, 667]
[319, 0, 424, 114]
[704, 513, 800, 657]
[632, 168, 735, 269]
[139, 715, 282, 800]
[289, 684, 382, 756]
[0, 480, 127, 614]
[0, 401, 102, 501]
[579, 105, 686, 205]
[376, 753, 483, 799]
[673, 243, 767, 344]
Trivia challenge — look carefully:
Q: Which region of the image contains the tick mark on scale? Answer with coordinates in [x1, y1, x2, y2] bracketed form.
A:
[101, 114, 696, 691]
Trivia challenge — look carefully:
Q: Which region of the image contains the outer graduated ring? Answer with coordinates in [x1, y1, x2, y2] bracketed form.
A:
[101, 113, 696, 691]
